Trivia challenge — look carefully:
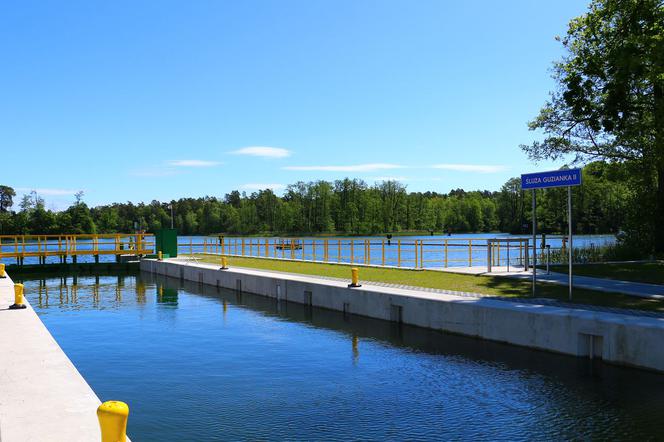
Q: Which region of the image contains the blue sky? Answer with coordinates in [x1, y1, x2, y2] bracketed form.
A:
[1, 0, 589, 210]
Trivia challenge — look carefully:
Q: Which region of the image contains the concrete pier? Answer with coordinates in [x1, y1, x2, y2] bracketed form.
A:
[143, 259, 664, 373]
[0, 273, 106, 441]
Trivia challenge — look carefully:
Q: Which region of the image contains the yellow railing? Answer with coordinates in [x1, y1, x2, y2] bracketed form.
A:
[178, 237, 532, 270]
[0, 234, 155, 260]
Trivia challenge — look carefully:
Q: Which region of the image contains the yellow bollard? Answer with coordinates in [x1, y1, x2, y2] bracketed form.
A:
[157, 251, 163, 261]
[220, 256, 228, 270]
[0, 263, 5, 278]
[97, 400, 129, 442]
[348, 267, 362, 288]
[10, 283, 27, 310]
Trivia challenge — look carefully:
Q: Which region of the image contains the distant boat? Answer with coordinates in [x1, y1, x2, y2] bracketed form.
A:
[276, 239, 302, 250]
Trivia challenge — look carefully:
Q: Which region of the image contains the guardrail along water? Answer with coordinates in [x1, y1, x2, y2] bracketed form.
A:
[178, 234, 616, 269]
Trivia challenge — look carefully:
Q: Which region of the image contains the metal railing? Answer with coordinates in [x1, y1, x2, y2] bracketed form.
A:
[178, 237, 536, 270]
[0, 234, 155, 262]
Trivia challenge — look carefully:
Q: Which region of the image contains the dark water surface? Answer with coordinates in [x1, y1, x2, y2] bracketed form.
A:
[20, 272, 664, 441]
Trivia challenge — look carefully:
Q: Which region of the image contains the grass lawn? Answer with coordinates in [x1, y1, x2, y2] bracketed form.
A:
[190, 254, 664, 313]
[549, 262, 664, 285]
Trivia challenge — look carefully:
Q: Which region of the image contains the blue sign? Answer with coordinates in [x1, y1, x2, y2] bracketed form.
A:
[521, 168, 582, 190]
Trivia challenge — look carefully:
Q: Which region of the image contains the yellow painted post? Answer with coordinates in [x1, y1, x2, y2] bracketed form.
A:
[10, 283, 26, 309]
[220, 256, 228, 270]
[0, 263, 5, 278]
[397, 239, 401, 267]
[381, 239, 385, 266]
[468, 239, 473, 267]
[348, 267, 361, 287]
[158, 251, 163, 261]
[420, 240, 424, 269]
[97, 401, 129, 442]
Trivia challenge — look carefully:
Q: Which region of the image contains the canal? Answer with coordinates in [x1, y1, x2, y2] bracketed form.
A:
[19, 271, 664, 441]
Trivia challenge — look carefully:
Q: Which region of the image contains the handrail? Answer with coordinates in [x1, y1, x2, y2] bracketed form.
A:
[175, 236, 539, 270]
[0, 233, 155, 261]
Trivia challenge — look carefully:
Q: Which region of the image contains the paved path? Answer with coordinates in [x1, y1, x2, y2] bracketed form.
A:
[0, 273, 128, 441]
[440, 265, 664, 299]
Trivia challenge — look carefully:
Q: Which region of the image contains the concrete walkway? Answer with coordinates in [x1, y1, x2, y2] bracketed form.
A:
[441, 265, 664, 299]
[0, 273, 112, 441]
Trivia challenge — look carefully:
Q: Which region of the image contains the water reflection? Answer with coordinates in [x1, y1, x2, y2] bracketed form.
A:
[23, 273, 150, 311]
[157, 285, 179, 305]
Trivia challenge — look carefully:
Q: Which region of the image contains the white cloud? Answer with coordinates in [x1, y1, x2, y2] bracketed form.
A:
[232, 146, 291, 158]
[370, 176, 410, 182]
[15, 187, 80, 196]
[283, 163, 404, 172]
[431, 164, 507, 173]
[240, 183, 286, 191]
[167, 160, 221, 167]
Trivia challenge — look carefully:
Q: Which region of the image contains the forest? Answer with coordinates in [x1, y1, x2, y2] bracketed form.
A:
[0, 161, 631, 238]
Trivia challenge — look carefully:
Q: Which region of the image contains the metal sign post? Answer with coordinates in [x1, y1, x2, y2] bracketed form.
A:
[521, 168, 582, 299]
[532, 190, 536, 296]
[568, 186, 573, 300]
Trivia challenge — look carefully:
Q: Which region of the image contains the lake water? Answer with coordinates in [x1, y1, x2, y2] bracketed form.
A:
[20, 271, 664, 441]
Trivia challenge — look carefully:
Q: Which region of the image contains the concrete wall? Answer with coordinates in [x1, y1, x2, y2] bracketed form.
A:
[142, 259, 664, 373]
[0, 273, 128, 441]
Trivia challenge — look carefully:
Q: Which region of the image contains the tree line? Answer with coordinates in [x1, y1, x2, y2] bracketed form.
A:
[523, 0, 663, 254]
[0, 161, 630, 237]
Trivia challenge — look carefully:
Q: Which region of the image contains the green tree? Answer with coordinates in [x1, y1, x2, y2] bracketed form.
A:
[522, 0, 664, 251]
[0, 185, 16, 212]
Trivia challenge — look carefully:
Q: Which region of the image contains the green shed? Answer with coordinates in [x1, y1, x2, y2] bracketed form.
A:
[154, 228, 178, 258]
